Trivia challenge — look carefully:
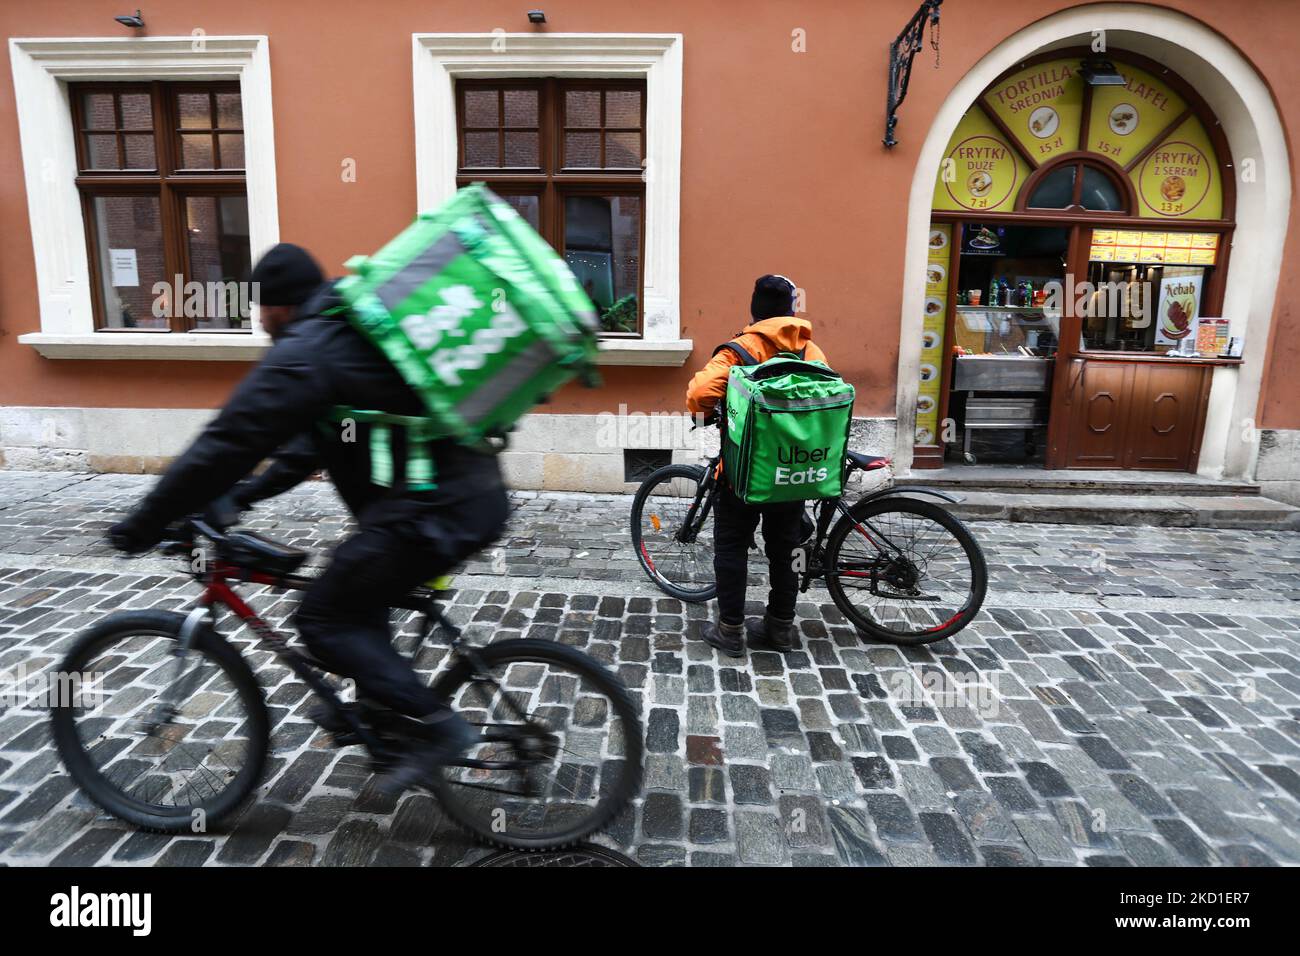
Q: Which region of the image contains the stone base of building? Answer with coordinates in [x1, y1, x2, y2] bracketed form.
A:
[0, 406, 900, 493]
[1256, 428, 1300, 506]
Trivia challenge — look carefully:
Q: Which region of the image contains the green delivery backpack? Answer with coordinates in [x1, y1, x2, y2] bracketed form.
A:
[329, 183, 602, 490]
[721, 351, 856, 505]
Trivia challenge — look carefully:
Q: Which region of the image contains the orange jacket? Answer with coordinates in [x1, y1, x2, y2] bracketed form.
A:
[686, 316, 828, 415]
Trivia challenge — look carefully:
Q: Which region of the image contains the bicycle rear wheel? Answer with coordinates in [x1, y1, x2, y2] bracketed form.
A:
[430, 639, 642, 850]
[50, 610, 269, 832]
[630, 463, 717, 602]
[824, 498, 987, 645]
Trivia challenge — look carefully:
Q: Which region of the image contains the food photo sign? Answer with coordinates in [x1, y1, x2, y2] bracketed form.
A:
[1155, 271, 1204, 348]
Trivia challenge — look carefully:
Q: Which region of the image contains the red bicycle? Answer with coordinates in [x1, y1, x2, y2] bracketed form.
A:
[51, 516, 642, 849]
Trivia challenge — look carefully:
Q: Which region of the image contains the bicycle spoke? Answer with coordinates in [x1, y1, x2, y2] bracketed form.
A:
[67, 630, 256, 816]
[831, 506, 978, 639]
[636, 469, 716, 597]
[436, 652, 635, 846]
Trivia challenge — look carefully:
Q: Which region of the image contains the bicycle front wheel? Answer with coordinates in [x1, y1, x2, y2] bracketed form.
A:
[50, 610, 269, 832]
[430, 639, 643, 850]
[630, 463, 717, 602]
[825, 498, 987, 645]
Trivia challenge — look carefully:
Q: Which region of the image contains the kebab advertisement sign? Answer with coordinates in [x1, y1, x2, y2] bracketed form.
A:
[1155, 272, 1204, 347]
[933, 108, 1027, 213]
[981, 58, 1084, 163]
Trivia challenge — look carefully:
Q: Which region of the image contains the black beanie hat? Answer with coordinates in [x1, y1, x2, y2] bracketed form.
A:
[750, 274, 797, 321]
[251, 243, 325, 306]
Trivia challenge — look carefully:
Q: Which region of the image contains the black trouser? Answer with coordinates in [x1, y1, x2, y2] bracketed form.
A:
[712, 481, 806, 626]
[295, 462, 510, 718]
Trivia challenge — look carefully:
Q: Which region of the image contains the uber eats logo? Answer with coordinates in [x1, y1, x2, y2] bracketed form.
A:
[775, 445, 830, 485]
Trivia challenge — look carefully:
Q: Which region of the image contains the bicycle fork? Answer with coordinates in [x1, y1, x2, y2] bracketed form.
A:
[140, 605, 211, 734]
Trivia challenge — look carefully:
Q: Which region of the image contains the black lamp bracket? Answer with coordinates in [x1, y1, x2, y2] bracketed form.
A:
[884, 0, 943, 148]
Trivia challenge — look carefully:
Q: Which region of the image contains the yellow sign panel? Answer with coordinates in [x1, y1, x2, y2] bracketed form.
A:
[981, 59, 1084, 163]
[1086, 63, 1187, 165]
[933, 56, 1227, 223]
[925, 260, 949, 295]
[932, 110, 1028, 213]
[1089, 229, 1219, 265]
[916, 223, 950, 444]
[927, 224, 952, 262]
[1132, 115, 1223, 219]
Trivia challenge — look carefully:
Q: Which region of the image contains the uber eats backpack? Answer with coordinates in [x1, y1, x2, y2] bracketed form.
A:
[721, 351, 856, 505]
[329, 182, 602, 490]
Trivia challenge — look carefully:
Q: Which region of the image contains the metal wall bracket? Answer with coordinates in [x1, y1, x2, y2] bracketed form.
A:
[884, 0, 943, 148]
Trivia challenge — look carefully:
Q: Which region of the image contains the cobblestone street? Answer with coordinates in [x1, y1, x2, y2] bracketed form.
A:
[1, 470, 1298, 867]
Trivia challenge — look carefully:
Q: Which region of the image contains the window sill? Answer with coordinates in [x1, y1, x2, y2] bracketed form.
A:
[596, 338, 693, 367]
[19, 332, 270, 361]
[20, 332, 695, 367]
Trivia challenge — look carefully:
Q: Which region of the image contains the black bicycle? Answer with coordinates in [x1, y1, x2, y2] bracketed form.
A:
[51, 516, 642, 850]
[631, 439, 987, 645]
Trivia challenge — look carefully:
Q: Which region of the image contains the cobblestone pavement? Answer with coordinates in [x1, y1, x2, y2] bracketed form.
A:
[0, 470, 1298, 867]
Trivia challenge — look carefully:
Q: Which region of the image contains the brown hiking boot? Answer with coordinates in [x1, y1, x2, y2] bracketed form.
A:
[700, 619, 745, 658]
[745, 613, 796, 652]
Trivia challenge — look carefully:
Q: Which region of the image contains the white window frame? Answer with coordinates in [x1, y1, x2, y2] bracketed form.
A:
[413, 32, 689, 367]
[9, 36, 279, 360]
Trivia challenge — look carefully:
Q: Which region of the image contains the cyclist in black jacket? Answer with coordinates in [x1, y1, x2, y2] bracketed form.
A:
[109, 244, 509, 772]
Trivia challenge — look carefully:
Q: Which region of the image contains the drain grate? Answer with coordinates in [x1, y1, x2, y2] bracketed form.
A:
[469, 845, 639, 867]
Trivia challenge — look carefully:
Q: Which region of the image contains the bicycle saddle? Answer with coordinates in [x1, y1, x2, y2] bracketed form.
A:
[846, 451, 889, 471]
[219, 531, 309, 575]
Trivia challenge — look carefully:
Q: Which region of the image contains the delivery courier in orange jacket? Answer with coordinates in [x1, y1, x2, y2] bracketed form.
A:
[686, 319, 828, 415]
[684, 275, 828, 658]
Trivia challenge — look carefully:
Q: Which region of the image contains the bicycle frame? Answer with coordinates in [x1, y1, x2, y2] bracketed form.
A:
[162, 522, 540, 773]
[672, 452, 961, 592]
[188, 562, 398, 758]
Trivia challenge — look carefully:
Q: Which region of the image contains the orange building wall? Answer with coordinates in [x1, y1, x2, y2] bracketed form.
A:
[1, 0, 1296, 427]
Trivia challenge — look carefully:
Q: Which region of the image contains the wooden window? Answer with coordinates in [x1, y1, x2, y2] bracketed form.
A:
[1025, 159, 1131, 213]
[455, 79, 646, 335]
[72, 82, 252, 331]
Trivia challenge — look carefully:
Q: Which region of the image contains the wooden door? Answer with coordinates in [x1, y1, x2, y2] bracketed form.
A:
[1122, 363, 1212, 470]
[1059, 358, 1214, 470]
[1061, 359, 1133, 468]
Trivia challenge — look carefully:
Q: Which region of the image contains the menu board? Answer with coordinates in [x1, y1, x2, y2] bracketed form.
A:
[1195, 318, 1228, 355]
[916, 224, 950, 445]
[981, 58, 1084, 163]
[1131, 115, 1223, 219]
[1086, 63, 1187, 165]
[1089, 229, 1219, 265]
[931, 108, 1029, 214]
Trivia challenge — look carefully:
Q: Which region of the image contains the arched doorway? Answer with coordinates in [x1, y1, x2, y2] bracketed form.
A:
[922, 48, 1234, 470]
[895, 4, 1290, 479]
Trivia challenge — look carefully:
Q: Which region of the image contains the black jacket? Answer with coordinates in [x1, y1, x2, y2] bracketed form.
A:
[121, 282, 502, 541]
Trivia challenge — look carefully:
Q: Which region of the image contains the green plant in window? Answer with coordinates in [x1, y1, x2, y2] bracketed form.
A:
[601, 293, 638, 333]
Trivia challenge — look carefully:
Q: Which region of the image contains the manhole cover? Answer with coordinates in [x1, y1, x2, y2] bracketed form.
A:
[470, 845, 639, 867]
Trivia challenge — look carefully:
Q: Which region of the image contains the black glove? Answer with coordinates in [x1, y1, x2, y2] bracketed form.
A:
[204, 491, 244, 531]
[107, 515, 166, 555]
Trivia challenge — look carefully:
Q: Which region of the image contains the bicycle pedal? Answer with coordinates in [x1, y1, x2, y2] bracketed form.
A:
[310, 702, 363, 746]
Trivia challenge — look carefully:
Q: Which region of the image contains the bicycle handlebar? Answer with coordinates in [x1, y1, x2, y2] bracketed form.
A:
[157, 515, 226, 556]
